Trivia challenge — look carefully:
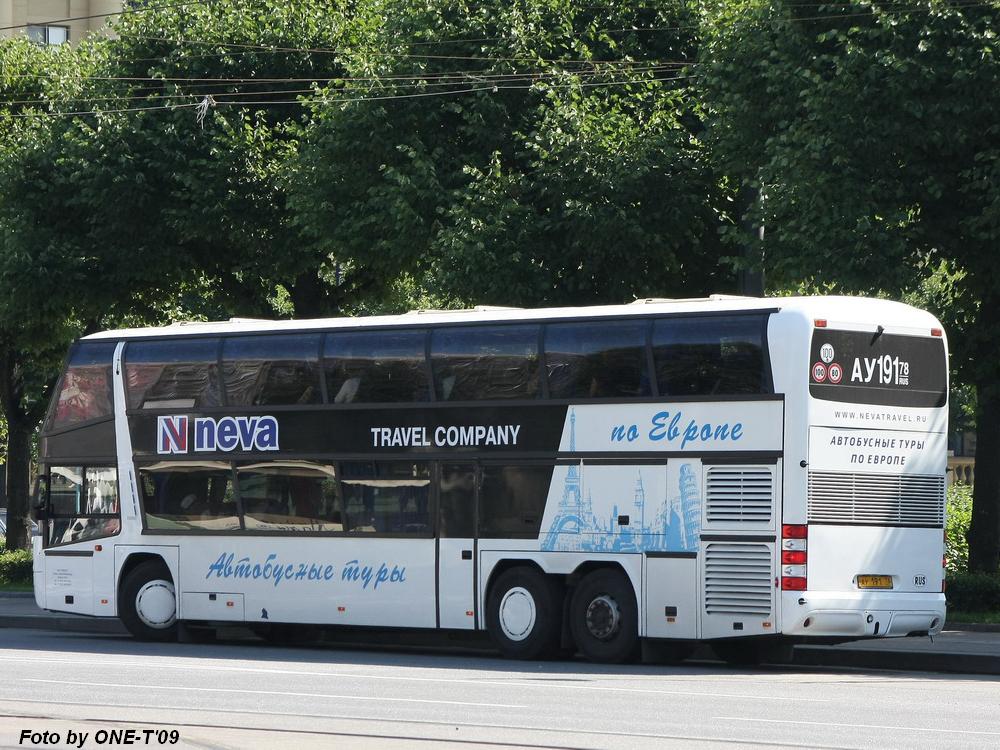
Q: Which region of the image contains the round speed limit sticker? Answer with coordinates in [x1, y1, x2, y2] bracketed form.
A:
[812, 362, 827, 382]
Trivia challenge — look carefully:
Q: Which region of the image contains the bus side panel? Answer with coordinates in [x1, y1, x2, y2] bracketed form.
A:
[42, 551, 94, 616]
[178, 537, 436, 628]
[644, 556, 698, 639]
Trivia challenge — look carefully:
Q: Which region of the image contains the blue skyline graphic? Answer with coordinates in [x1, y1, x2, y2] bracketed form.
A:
[540, 410, 701, 553]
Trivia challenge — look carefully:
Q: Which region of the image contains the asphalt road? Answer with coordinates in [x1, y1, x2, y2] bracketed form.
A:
[1, 628, 999, 750]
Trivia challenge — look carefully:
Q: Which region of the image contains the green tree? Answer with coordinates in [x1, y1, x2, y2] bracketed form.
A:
[0, 0, 388, 548]
[700, 0, 1000, 568]
[291, 0, 730, 306]
[0, 39, 91, 550]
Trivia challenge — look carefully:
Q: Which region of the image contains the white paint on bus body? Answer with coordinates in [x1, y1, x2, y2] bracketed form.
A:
[809, 426, 947, 476]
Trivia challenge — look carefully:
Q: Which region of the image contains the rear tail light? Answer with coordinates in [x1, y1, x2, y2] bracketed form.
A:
[931, 328, 943, 337]
[781, 550, 807, 565]
[781, 524, 808, 592]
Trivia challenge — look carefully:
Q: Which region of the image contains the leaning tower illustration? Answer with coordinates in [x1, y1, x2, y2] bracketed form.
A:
[678, 463, 701, 550]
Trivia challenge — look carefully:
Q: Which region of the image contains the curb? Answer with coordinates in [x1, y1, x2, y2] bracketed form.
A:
[0, 591, 34, 599]
[791, 645, 1000, 675]
[1, 614, 127, 635]
[944, 621, 1000, 633]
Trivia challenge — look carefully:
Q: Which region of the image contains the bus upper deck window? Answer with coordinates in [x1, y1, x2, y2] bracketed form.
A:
[431, 325, 540, 401]
[223, 334, 322, 406]
[125, 339, 222, 410]
[652, 315, 768, 396]
[544, 320, 650, 399]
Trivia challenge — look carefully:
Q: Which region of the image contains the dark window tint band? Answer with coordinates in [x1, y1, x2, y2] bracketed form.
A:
[116, 312, 774, 413]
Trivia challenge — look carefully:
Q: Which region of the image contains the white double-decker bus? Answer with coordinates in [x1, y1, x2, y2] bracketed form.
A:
[32, 295, 948, 663]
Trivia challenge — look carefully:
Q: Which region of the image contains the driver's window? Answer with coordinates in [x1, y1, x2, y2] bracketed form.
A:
[45, 465, 121, 547]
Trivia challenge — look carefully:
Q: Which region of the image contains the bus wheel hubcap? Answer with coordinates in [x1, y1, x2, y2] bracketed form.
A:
[498, 587, 536, 642]
[136, 580, 176, 629]
[585, 595, 620, 640]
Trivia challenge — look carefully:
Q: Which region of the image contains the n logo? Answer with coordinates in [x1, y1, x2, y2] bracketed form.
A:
[158, 416, 188, 454]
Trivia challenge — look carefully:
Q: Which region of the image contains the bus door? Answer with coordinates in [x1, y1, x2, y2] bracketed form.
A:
[437, 463, 477, 629]
[41, 466, 122, 616]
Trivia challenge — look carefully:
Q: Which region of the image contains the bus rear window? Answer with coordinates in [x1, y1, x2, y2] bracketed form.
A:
[809, 330, 947, 407]
[48, 342, 116, 430]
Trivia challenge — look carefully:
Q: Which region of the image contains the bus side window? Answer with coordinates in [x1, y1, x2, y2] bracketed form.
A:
[439, 464, 475, 538]
[222, 333, 322, 406]
[45, 342, 117, 431]
[125, 339, 222, 410]
[544, 320, 650, 399]
[652, 315, 768, 396]
[237, 463, 342, 531]
[324, 330, 430, 404]
[479, 465, 553, 538]
[340, 462, 431, 534]
[139, 465, 239, 531]
[45, 466, 121, 547]
[431, 325, 540, 401]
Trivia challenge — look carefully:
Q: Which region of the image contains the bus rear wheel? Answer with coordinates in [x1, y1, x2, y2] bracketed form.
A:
[569, 568, 639, 663]
[486, 567, 563, 660]
[119, 559, 178, 642]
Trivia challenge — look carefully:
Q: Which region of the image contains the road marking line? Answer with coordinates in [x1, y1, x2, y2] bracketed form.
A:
[24, 679, 526, 709]
[4, 657, 826, 702]
[715, 716, 1000, 737]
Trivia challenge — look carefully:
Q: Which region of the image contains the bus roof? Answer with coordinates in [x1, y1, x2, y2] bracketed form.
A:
[82, 295, 941, 340]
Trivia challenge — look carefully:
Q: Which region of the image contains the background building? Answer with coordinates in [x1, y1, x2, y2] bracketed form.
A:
[1, 1, 121, 46]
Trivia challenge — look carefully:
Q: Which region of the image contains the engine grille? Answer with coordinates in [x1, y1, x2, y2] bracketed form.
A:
[705, 466, 774, 525]
[704, 542, 773, 616]
[807, 471, 944, 527]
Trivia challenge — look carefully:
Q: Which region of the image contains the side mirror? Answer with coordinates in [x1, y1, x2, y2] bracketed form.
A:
[31, 475, 49, 521]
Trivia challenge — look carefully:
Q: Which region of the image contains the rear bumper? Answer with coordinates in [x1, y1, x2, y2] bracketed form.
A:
[781, 591, 946, 638]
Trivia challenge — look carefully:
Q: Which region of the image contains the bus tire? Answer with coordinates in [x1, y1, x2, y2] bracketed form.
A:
[119, 559, 178, 642]
[486, 567, 563, 660]
[569, 568, 639, 663]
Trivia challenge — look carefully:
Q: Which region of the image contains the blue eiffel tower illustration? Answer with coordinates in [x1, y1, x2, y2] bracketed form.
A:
[541, 410, 593, 550]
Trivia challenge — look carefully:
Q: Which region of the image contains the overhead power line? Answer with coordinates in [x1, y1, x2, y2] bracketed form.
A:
[3, 72, 693, 118]
[0, 64, 686, 107]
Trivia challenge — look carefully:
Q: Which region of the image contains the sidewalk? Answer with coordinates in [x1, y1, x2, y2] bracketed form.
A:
[2, 591, 999, 674]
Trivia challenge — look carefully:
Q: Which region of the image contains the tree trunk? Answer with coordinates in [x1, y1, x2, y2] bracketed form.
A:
[967, 381, 1000, 573]
[3, 416, 33, 551]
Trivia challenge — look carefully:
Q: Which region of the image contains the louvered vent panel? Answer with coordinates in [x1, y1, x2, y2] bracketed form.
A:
[705, 466, 774, 524]
[704, 543, 773, 616]
[808, 471, 944, 527]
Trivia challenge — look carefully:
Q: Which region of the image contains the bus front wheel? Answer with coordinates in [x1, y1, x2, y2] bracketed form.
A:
[119, 559, 178, 642]
[569, 568, 639, 663]
[486, 567, 563, 660]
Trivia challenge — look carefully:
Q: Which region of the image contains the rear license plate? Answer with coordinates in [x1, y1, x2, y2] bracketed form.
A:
[857, 575, 893, 589]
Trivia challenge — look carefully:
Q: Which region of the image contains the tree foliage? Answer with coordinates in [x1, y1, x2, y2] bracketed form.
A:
[700, 0, 1000, 570]
[291, 0, 730, 306]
